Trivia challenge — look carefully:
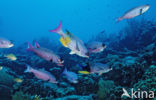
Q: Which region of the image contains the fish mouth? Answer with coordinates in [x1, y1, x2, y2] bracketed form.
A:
[85, 55, 89, 58]
[9, 44, 14, 47]
[61, 60, 64, 63]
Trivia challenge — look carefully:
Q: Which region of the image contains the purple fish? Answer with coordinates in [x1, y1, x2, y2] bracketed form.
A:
[62, 68, 78, 83]
[27, 42, 64, 66]
[25, 65, 57, 83]
[0, 38, 14, 48]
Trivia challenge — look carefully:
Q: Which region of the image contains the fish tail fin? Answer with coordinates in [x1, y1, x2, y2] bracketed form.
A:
[63, 67, 67, 74]
[35, 41, 40, 48]
[116, 17, 123, 22]
[27, 42, 33, 51]
[24, 65, 32, 73]
[50, 21, 63, 35]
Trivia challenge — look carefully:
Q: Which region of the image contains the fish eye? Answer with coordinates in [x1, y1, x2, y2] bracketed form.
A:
[50, 59, 53, 62]
[102, 43, 106, 47]
[10, 43, 13, 45]
[60, 58, 63, 61]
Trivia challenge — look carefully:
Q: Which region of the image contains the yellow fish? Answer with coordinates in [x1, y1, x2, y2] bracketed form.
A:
[78, 71, 90, 74]
[4, 54, 17, 61]
[0, 66, 3, 71]
[14, 78, 23, 83]
[59, 37, 71, 47]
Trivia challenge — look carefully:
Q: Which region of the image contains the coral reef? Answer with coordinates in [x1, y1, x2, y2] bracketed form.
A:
[12, 91, 32, 100]
[54, 95, 93, 100]
[133, 65, 156, 92]
[97, 79, 115, 100]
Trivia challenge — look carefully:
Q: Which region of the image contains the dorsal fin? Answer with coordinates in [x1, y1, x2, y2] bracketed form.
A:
[35, 42, 40, 48]
[76, 41, 80, 51]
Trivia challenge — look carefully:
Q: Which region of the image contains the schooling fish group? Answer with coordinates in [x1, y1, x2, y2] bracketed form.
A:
[0, 4, 150, 84]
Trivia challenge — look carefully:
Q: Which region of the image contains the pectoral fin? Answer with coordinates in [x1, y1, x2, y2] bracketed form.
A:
[46, 79, 50, 82]
[69, 51, 75, 55]
[76, 41, 80, 51]
[98, 73, 102, 75]
[140, 9, 143, 15]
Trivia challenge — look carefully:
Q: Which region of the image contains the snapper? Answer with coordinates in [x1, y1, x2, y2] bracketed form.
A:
[50, 21, 89, 58]
[79, 63, 112, 75]
[117, 5, 150, 22]
[25, 65, 57, 83]
[27, 42, 64, 66]
[86, 41, 106, 53]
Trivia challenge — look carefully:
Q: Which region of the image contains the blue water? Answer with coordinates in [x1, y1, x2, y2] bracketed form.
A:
[0, 0, 155, 46]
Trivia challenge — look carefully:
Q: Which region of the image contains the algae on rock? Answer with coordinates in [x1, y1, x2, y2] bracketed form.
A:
[97, 79, 115, 100]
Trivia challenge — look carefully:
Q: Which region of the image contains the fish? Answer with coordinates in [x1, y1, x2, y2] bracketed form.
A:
[86, 41, 106, 53]
[80, 63, 112, 75]
[0, 66, 3, 71]
[4, 54, 17, 61]
[14, 78, 23, 83]
[0, 38, 14, 48]
[25, 65, 57, 84]
[117, 5, 150, 22]
[27, 42, 64, 66]
[50, 21, 89, 58]
[90, 63, 112, 75]
[62, 68, 78, 83]
[78, 71, 90, 74]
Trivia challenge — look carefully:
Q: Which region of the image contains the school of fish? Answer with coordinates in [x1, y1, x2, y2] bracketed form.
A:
[0, 4, 150, 84]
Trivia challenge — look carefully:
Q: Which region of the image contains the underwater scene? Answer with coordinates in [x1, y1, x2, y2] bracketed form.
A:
[0, 0, 156, 100]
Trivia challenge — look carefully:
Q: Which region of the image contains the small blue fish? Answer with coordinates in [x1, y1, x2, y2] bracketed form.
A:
[62, 68, 78, 83]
